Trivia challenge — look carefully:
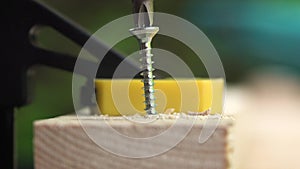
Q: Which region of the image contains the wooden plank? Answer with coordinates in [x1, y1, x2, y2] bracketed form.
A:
[34, 115, 233, 169]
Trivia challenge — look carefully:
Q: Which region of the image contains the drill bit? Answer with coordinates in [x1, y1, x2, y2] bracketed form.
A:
[130, 0, 158, 115]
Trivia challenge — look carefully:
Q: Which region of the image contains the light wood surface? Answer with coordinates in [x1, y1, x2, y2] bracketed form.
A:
[34, 115, 233, 169]
[224, 75, 300, 169]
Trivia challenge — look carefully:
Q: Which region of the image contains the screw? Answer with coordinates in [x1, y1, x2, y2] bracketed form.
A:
[130, 26, 159, 115]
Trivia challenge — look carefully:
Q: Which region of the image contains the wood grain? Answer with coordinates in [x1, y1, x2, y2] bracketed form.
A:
[34, 115, 233, 169]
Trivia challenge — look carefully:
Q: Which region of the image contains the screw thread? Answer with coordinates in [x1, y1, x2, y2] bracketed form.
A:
[140, 46, 156, 115]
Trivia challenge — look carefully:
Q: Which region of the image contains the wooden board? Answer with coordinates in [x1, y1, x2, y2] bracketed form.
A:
[34, 115, 233, 169]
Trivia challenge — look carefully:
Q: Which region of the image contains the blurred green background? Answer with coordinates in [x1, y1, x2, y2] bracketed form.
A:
[16, 0, 300, 168]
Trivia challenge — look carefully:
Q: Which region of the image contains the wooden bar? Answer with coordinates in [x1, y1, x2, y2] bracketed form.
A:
[34, 115, 233, 169]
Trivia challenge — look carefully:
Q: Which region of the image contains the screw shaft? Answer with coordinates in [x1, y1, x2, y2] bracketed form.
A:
[140, 41, 156, 115]
[129, 27, 159, 115]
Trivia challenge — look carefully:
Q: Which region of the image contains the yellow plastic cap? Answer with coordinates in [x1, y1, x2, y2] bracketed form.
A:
[95, 78, 224, 116]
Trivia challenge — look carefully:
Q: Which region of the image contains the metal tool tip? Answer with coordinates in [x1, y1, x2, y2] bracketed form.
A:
[132, 0, 154, 28]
